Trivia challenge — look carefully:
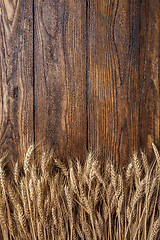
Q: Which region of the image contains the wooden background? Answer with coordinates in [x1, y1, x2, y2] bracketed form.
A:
[0, 0, 159, 166]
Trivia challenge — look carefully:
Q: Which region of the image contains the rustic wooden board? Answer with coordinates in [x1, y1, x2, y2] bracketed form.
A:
[139, 0, 160, 155]
[0, 0, 159, 167]
[87, 0, 160, 166]
[0, 0, 34, 161]
[34, 0, 87, 160]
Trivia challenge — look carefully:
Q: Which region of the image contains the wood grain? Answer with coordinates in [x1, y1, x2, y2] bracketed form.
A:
[139, 0, 160, 155]
[34, 0, 87, 161]
[0, 0, 34, 161]
[88, 0, 160, 166]
[0, 0, 159, 167]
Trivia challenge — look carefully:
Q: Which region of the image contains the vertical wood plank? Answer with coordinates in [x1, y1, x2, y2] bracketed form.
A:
[88, 0, 160, 166]
[34, 0, 87, 161]
[0, 0, 33, 160]
[139, 0, 160, 154]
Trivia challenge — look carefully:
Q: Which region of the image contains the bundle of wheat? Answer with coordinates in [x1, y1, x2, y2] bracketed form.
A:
[0, 143, 160, 239]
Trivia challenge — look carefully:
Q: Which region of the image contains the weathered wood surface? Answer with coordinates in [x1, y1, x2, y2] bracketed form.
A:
[0, 0, 159, 166]
[34, 0, 87, 160]
[139, 0, 160, 157]
[88, 0, 160, 165]
[0, 0, 34, 161]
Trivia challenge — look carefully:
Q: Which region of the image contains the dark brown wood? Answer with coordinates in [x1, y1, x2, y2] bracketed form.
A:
[0, 0, 34, 161]
[139, 0, 160, 155]
[87, 0, 160, 166]
[34, 0, 87, 161]
[0, 0, 159, 167]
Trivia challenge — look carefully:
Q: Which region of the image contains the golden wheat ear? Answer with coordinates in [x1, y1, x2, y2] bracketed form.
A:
[152, 143, 160, 167]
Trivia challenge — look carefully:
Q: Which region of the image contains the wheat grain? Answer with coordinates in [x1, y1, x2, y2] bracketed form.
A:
[41, 151, 47, 176]
[94, 168, 106, 187]
[54, 158, 68, 177]
[116, 174, 123, 199]
[37, 179, 44, 223]
[133, 152, 142, 183]
[95, 218, 101, 239]
[152, 143, 160, 167]
[130, 178, 146, 213]
[0, 164, 6, 197]
[44, 195, 51, 230]
[141, 150, 149, 174]
[14, 161, 19, 185]
[77, 158, 82, 177]
[17, 203, 30, 236]
[126, 162, 133, 181]
[102, 199, 109, 222]
[7, 183, 21, 207]
[23, 144, 34, 174]
[29, 178, 35, 202]
[106, 183, 114, 204]
[97, 211, 103, 232]
[82, 216, 92, 240]
[0, 194, 7, 229]
[20, 179, 30, 219]
[75, 222, 84, 239]
[8, 213, 17, 239]
[149, 217, 160, 240]
[70, 165, 79, 194]
[37, 220, 44, 240]
[111, 163, 117, 189]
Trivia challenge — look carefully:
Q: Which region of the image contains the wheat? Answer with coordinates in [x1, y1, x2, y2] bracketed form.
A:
[76, 158, 81, 173]
[17, 203, 30, 236]
[37, 179, 44, 223]
[111, 163, 117, 189]
[0, 143, 160, 239]
[14, 161, 19, 185]
[130, 178, 146, 211]
[149, 217, 160, 240]
[20, 179, 30, 219]
[69, 164, 79, 194]
[116, 173, 123, 198]
[95, 218, 101, 238]
[37, 220, 44, 240]
[8, 213, 17, 239]
[152, 143, 160, 167]
[54, 157, 68, 177]
[44, 197, 51, 233]
[126, 162, 133, 181]
[0, 195, 7, 229]
[64, 186, 73, 238]
[75, 222, 84, 239]
[23, 144, 34, 174]
[141, 150, 149, 174]
[82, 216, 92, 239]
[29, 178, 36, 202]
[0, 165, 6, 197]
[133, 152, 142, 183]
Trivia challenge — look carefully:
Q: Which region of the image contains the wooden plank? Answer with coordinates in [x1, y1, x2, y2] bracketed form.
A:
[88, 0, 160, 166]
[139, 0, 160, 154]
[34, 0, 87, 161]
[0, 0, 34, 161]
